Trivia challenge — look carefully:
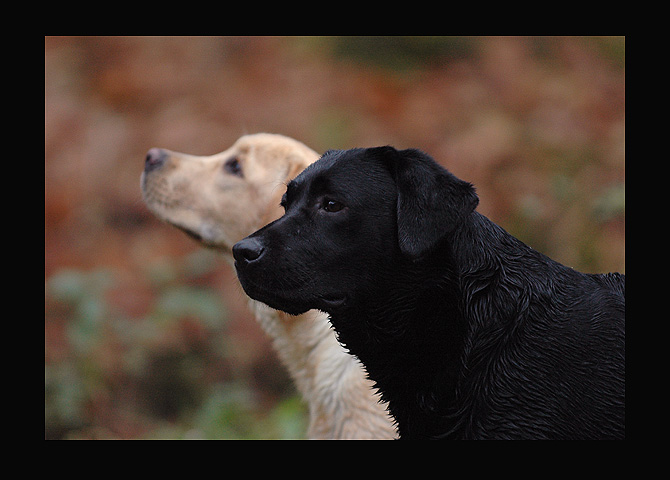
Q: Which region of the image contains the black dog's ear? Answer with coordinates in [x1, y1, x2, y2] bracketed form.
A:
[372, 147, 479, 259]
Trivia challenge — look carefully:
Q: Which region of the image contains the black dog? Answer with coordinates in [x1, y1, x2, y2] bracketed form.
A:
[233, 147, 625, 439]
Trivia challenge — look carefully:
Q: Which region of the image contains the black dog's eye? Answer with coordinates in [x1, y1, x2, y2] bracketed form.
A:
[224, 157, 243, 177]
[323, 199, 345, 213]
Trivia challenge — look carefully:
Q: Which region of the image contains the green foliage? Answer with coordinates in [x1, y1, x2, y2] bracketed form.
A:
[45, 250, 307, 439]
[593, 183, 625, 222]
[326, 36, 479, 73]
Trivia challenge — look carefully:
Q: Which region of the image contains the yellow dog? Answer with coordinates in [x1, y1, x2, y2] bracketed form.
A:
[141, 133, 396, 439]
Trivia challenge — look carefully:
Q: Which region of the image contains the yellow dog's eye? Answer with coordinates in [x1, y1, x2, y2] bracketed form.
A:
[224, 157, 243, 177]
[323, 199, 344, 213]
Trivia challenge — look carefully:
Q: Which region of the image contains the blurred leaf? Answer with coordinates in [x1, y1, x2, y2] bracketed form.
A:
[66, 296, 106, 353]
[155, 286, 227, 328]
[266, 395, 308, 440]
[551, 173, 577, 203]
[47, 268, 115, 303]
[191, 383, 259, 439]
[144, 258, 180, 287]
[593, 183, 625, 222]
[328, 36, 479, 72]
[45, 362, 88, 436]
[46, 269, 87, 303]
[47, 268, 116, 355]
[182, 249, 222, 278]
[313, 108, 355, 150]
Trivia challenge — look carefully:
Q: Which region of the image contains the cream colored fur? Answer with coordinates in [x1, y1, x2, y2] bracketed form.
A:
[141, 133, 396, 439]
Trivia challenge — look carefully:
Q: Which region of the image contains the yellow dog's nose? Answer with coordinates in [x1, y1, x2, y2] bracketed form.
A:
[145, 147, 167, 172]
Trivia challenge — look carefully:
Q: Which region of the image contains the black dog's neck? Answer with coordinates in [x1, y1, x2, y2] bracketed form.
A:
[330, 230, 468, 438]
[330, 211, 568, 439]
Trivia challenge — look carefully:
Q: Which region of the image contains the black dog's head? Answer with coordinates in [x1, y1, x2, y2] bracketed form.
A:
[233, 146, 478, 315]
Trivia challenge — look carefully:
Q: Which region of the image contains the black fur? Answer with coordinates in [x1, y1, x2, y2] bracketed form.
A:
[233, 147, 625, 439]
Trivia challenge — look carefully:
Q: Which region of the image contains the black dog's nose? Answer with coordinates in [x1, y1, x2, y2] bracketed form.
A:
[233, 237, 265, 264]
[145, 148, 167, 172]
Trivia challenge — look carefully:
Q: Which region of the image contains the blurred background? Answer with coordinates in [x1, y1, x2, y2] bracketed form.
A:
[45, 36, 625, 439]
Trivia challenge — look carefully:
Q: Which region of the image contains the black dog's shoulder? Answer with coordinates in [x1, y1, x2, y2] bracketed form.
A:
[590, 271, 625, 298]
[440, 213, 625, 439]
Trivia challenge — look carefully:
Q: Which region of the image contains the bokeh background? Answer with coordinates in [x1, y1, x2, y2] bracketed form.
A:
[45, 36, 625, 440]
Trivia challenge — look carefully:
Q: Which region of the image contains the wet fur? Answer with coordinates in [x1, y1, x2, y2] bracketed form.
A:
[234, 147, 625, 439]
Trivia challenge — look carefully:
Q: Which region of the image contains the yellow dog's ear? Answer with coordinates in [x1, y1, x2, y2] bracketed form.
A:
[285, 153, 313, 183]
[259, 153, 315, 228]
[371, 146, 479, 260]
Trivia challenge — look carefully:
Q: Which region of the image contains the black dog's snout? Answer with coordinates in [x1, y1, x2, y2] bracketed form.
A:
[233, 237, 265, 264]
[145, 148, 167, 172]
